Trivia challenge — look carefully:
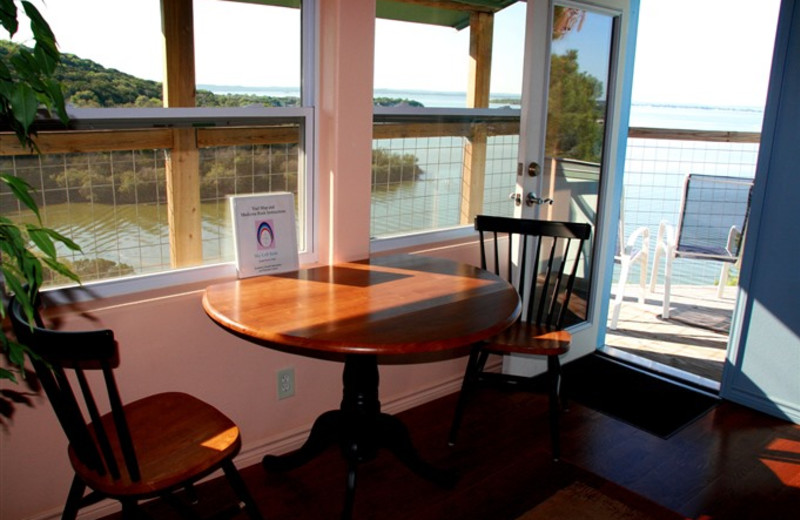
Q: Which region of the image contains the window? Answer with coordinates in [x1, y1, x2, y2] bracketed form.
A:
[0, 0, 313, 289]
[194, 0, 301, 106]
[371, 1, 526, 242]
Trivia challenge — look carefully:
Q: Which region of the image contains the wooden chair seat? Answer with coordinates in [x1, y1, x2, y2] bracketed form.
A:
[483, 322, 572, 356]
[71, 392, 240, 497]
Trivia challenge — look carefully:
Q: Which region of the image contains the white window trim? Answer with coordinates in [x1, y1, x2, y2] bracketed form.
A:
[43, 262, 237, 305]
[370, 225, 476, 254]
[370, 106, 522, 247]
[41, 107, 316, 300]
[373, 106, 520, 118]
[66, 106, 312, 129]
[39, 1, 318, 303]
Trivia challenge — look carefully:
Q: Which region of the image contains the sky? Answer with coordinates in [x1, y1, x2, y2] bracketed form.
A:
[631, 0, 780, 107]
[4, 0, 782, 108]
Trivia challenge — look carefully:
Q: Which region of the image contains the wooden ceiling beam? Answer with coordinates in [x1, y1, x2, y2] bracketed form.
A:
[390, 0, 496, 15]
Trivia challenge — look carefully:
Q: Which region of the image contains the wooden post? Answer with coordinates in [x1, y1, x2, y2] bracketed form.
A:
[161, 0, 202, 267]
[162, 0, 196, 108]
[461, 12, 493, 225]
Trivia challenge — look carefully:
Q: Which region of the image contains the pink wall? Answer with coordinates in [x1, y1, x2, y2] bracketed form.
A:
[0, 2, 483, 519]
[317, 0, 375, 264]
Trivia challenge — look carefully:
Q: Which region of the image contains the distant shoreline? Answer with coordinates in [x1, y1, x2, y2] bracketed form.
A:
[198, 84, 763, 112]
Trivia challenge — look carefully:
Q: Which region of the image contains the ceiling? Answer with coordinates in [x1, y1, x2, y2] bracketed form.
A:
[375, 0, 519, 30]
[232, 0, 519, 30]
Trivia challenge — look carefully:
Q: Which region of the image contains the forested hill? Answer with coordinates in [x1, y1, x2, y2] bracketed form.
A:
[0, 41, 421, 108]
[0, 41, 300, 108]
[55, 50, 167, 107]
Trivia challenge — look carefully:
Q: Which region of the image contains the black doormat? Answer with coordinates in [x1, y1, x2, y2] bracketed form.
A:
[562, 354, 720, 438]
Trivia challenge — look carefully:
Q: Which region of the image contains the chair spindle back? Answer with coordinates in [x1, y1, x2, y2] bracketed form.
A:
[9, 297, 141, 483]
[475, 215, 592, 330]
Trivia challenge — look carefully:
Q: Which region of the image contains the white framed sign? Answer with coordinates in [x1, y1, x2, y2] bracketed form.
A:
[230, 192, 299, 278]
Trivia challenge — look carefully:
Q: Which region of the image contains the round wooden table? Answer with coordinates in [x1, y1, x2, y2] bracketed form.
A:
[203, 254, 520, 518]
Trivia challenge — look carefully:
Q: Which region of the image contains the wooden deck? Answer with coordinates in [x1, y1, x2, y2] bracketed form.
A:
[605, 283, 736, 391]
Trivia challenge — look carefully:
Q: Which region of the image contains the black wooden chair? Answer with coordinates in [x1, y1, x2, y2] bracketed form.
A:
[448, 215, 592, 460]
[8, 296, 264, 520]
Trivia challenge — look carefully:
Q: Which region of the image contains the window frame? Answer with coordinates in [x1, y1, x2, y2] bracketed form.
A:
[369, 6, 526, 251]
[25, 0, 318, 302]
[370, 107, 521, 253]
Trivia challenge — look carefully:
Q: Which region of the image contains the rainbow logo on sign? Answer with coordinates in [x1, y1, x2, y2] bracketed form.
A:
[256, 220, 275, 250]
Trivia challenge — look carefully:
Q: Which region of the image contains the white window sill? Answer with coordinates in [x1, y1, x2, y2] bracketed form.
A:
[40, 227, 477, 307]
[370, 226, 475, 254]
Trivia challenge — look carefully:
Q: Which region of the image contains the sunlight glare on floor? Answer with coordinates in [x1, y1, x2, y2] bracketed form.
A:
[759, 433, 800, 488]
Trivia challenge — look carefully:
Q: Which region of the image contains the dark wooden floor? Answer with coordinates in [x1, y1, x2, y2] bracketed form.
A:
[122, 385, 799, 520]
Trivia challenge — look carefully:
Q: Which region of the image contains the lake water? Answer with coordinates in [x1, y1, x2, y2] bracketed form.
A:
[629, 103, 764, 132]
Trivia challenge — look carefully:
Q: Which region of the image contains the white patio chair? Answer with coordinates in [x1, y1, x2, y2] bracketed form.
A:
[649, 174, 753, 319]
[609, 219, 650, 330]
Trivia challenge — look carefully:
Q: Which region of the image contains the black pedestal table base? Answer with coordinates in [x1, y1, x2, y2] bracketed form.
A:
[262, 354, 457, 519]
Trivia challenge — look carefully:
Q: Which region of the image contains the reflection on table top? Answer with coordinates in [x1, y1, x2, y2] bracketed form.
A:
[202, 254, 521, 356]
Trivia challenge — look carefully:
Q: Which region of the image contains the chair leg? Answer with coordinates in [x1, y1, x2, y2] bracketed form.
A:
[342, 462, 358, 520]
[638, 252, 648, 304]
[662, 254, 674, 319]
[717, 262, 730, 298]
[649, 241, 663, 293]
[222, 460, 264, 520]
[61, 475, 86, 520]
[448, 345, 487, 446]
[120, 500, 140, 520]
[610, 259, 632, 330]
[546, 355, 562, 461]
[184, 483, 199, 505]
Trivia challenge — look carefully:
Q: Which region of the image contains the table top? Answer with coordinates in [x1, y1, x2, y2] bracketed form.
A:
[202, 254, 521, 356]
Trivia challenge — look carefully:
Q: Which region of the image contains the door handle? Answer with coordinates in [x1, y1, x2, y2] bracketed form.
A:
[526, 192, 554, 207]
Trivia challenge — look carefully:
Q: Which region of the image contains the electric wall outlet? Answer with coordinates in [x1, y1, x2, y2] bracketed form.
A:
[277, 367, 295, 400]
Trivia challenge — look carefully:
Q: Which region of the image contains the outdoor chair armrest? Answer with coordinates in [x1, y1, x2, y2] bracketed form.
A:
[624, 225, 650, 256]
[725, 225, 743, 257]
[653, 219, 676, 251]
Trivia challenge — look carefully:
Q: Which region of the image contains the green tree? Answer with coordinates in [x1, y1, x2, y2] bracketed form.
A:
[546, 49, 605, 163]
[373, 97, 423, 108]
[371, 149, 422, 187]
